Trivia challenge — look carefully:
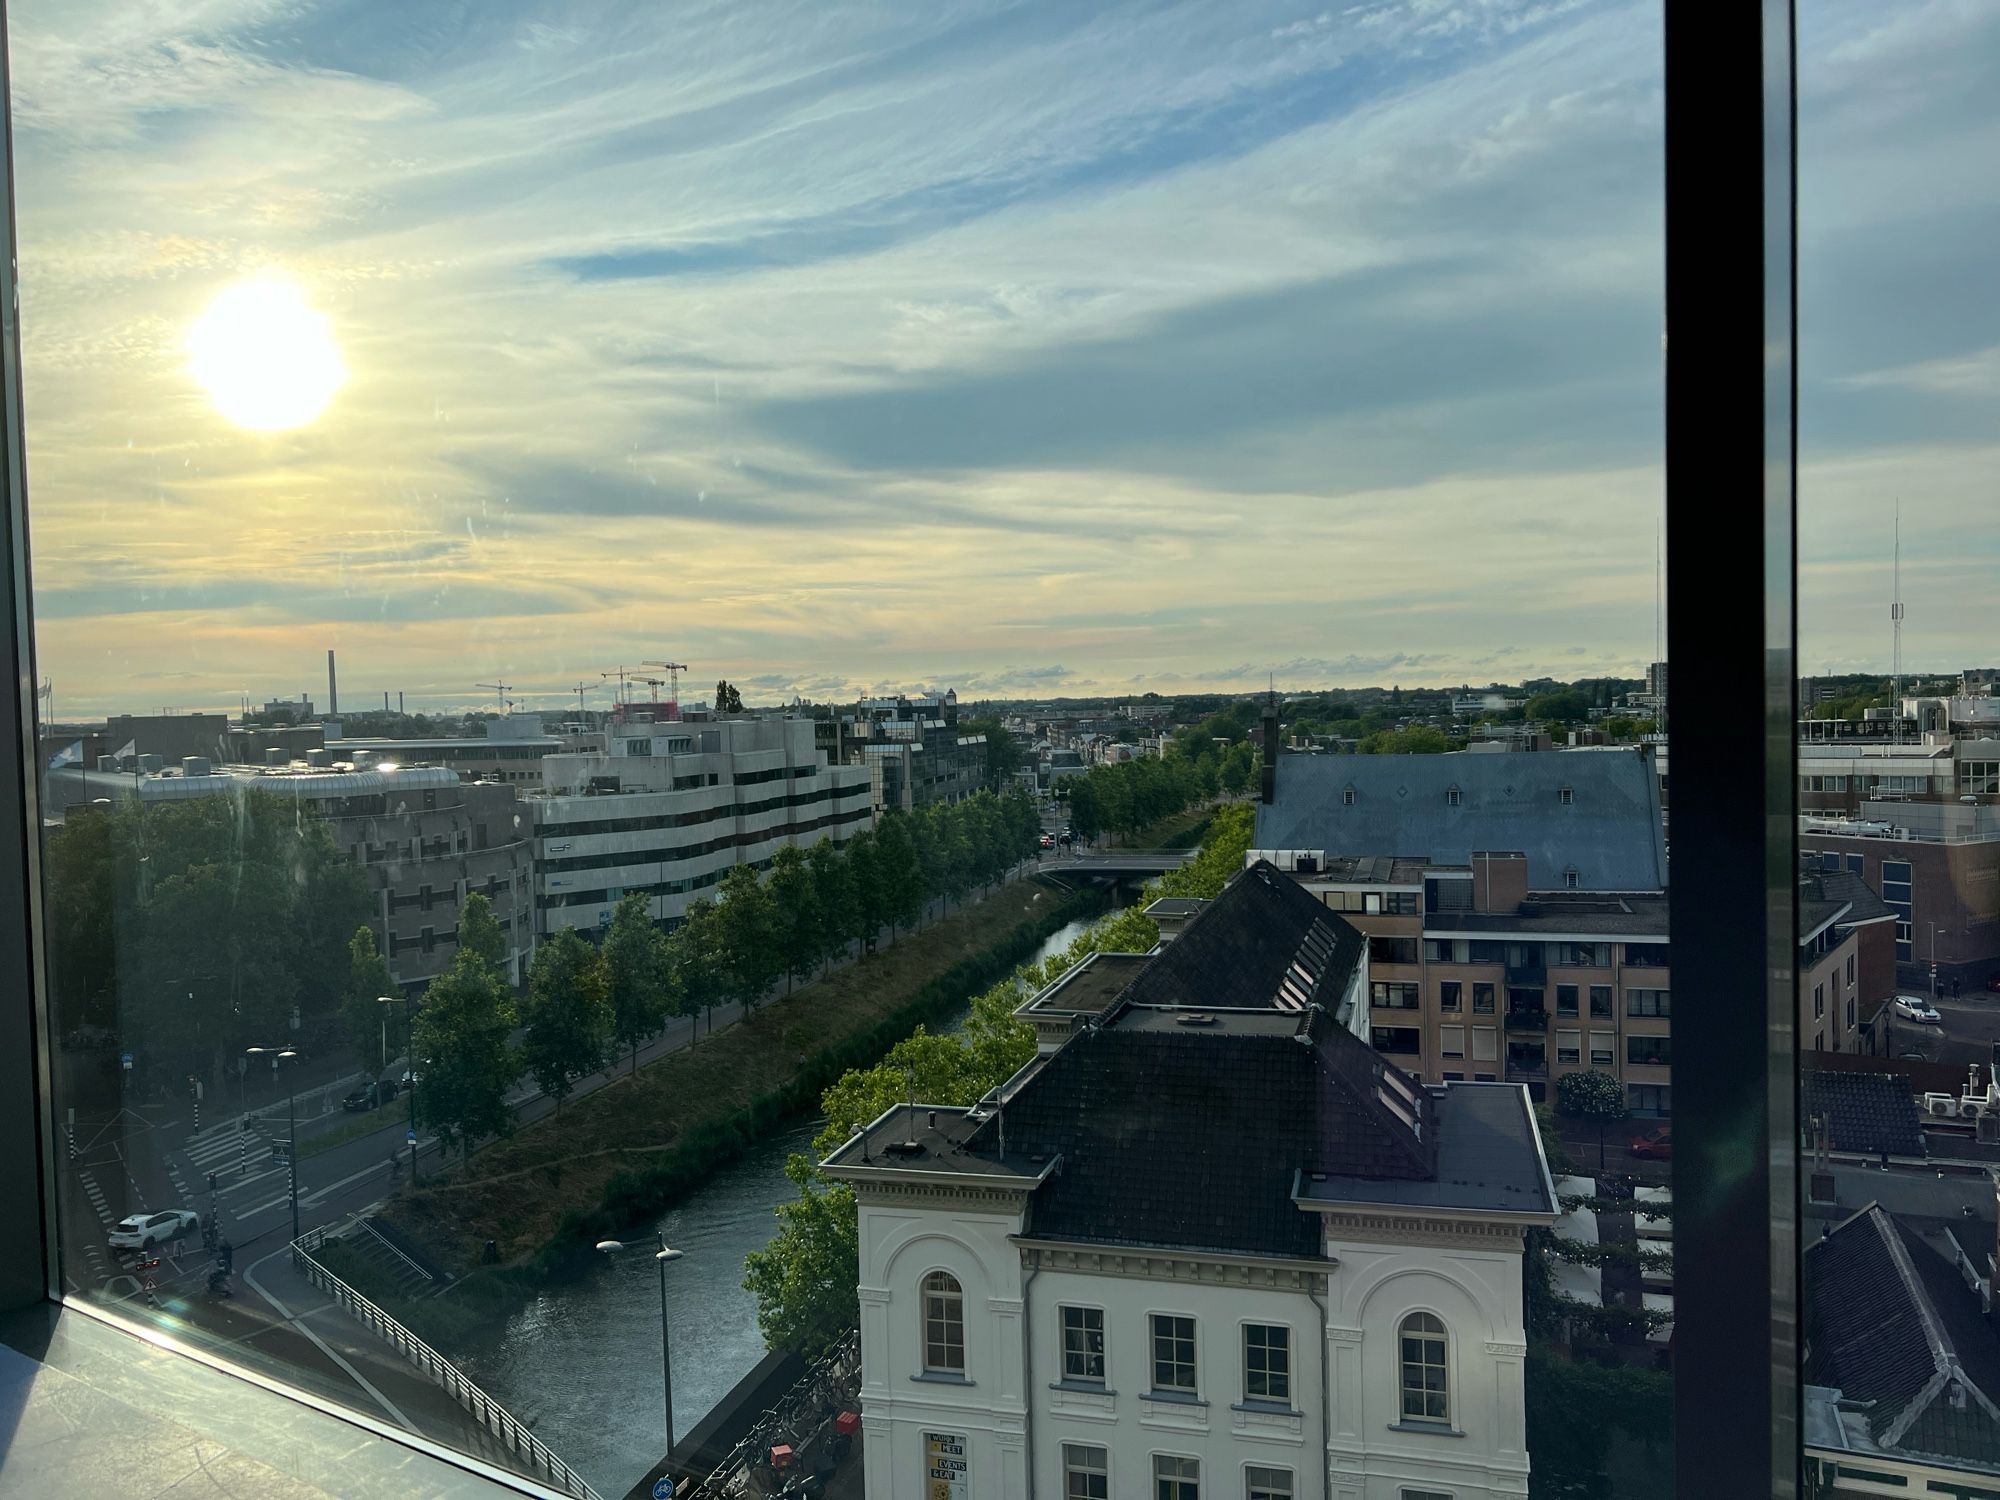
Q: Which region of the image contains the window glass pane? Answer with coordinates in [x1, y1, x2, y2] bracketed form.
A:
[9, 1, 1671, 1496]
[1798, 3, 2000, 1492]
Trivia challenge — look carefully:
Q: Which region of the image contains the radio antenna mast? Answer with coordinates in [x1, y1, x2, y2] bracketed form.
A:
[1891, 500, 1904, 744]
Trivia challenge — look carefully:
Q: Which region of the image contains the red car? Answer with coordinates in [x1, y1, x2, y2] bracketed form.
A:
[1629, 1126, 1672, 1160]
[1986, 972, 2000, 993]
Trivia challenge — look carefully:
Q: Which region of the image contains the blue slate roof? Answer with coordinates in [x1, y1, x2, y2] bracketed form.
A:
[1254, 748, 1667, 891]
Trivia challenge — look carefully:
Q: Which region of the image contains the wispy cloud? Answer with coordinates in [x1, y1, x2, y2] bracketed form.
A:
[6, 0, 1988, 713]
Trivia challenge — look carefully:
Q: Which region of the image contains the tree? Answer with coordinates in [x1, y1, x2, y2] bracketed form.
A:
[716, 863, 781, 1011]
[871, 815, 927, 937]
[520, 928, 611, 1118]
[1358, 726, 1452, 755]
[602, 891, 678, 1075]
[669, 898, 727, 1038]
[410, 951, 518, 1165]
[1555, 1068, 1627, 1172]
[807, 838, 856, 975]
[766, 844, 823, 994]
[1066, 777, 1103, 843]
[741, 1155, 860, 1356]
[713, 679, 744, 713]
[845, 829, 888, 952]
[1524, 689, 1592, 725]
[341, 926, 397, 1074]
[456, 892, 508, 975]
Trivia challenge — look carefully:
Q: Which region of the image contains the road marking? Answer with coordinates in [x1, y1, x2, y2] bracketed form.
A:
[242, 1246, 415, 1433]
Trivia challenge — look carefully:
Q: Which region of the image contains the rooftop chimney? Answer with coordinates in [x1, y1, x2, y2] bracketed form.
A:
[327, 649, 339, 717]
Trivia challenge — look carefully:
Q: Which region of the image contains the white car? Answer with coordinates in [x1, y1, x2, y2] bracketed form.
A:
[108, 1209, 198, 1250]
[1892, 995, 1943, 1026]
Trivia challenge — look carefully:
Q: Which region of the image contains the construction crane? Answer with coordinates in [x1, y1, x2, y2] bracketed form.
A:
[572, 681, 594, 725]
[601, 666, 641, 707]
[475, 681, 516, 715]
[642, 660, 689, 715]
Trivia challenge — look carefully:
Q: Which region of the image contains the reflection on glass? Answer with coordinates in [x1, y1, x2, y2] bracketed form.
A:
[12, 1, 1672, 1495]
[1797, 3, 2000, 1494]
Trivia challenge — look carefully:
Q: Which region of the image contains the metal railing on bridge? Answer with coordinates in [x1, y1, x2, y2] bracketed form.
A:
[290, 1227, 602, 1500]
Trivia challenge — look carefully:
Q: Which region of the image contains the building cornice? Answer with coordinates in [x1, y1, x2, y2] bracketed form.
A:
[848, 1177, 1037, 1213]
[1017, 1239, 1331, 1293]
[1305, 1207, 1543, 1250]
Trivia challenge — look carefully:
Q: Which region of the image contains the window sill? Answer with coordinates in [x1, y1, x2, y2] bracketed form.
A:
[910, 1372, 974, 1387]
[1050, 1380, 1115, 1395]
[1388, 1419, 1464, 1438]
[1232, 1400, 1301, 1416]
[1141, 1389, 1207, 1407]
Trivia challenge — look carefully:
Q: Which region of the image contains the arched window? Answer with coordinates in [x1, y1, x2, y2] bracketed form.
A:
[1398, 1312, 1449, 1423]
[922, 1270, 965, 1374]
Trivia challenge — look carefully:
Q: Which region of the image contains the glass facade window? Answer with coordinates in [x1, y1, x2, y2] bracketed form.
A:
[1473, 983, 1496, 1014]
[1154, 1455, 1200, 1500]
[1627, 988, 1671, 1018]
[1151, 1315, 1197, 1396]
[1243, 1324, 1290, 1404]
[1064, 1443, 1110, 1500]
[1439, 981, 1463, 1012]
[923, 1271, 966, 1374]
[1247, 1467, 1295, 1500]
[1627, 1035, 1671, 1067]
[1556, 984, 1579, 1016]
[1398, 1313, 1449, 1423]
[1061, 1305, 1105, 1384]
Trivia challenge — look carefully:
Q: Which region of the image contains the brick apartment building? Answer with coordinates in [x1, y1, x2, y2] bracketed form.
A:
[1252, 741, 1680, 1116]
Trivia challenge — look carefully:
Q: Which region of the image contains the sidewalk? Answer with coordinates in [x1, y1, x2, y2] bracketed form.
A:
[236, 1241, 538, 1478]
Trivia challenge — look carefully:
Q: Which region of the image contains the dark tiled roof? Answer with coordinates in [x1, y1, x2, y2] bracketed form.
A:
[1298, 1083, 1556, 1216]
[1803, 1071, 1927, 1158]
[1121, 860, 1364, 1014]
[952, 989, 1560, 1260]
[1805, 1204, 2000, 1467]
[1256, 749, 1667, 890]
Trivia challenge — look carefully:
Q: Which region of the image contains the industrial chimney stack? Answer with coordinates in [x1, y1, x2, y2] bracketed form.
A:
[327, 649, 338, 717]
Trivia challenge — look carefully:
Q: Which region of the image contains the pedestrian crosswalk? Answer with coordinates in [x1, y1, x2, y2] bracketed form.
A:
[182, 1121, 298, 1219]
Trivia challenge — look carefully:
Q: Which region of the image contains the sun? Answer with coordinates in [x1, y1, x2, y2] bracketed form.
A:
[187, 276, 346, 431]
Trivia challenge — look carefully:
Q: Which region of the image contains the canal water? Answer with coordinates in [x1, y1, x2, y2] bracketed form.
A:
[464, 910, 1106, 1496]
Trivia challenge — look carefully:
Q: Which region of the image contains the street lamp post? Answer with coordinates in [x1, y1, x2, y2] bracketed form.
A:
[597, 1234, 686, 1457]
[245, 1046, 300, 1243]
[377, 995, 417, 1184]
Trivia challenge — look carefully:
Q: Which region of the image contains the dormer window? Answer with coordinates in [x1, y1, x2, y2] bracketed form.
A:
[1564, 867, 1581, 889]
[1342, 785, 1357, 806]
[1559, 786, 1574, 805]
[1445, 785, 1461, 806]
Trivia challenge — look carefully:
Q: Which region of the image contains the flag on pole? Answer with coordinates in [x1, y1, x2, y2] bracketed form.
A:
[46, 740, 82, 770]
[114, 739, 137, 760]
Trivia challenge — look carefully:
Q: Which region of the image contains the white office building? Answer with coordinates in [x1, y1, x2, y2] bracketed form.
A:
[822, 863, 1559, 1499]
[529, 715, 872, 935]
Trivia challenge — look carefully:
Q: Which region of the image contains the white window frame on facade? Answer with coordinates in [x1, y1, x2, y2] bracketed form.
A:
[1062, 1441, 1109, 1500]
[1150, 1312, 1198, 1396]
[1153, 1452, 1201, 1500]
[1241, 1321, 1291, 1406]
[1398, 1310, 1451, 1425]
[1060, 1303, 1106, 1385]
[921, 1269, 965, 1375]
[1245, 1463, 1295, 1500]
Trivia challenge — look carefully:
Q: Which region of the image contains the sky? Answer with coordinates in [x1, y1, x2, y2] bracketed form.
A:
[5, 0, 1994, 717]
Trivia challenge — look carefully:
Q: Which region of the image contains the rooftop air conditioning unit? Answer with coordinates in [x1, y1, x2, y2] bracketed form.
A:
[1962, 1098, 1988, 1121]
[1295, 854, 1319, 874]
[1924, 1093, 1960, 1118]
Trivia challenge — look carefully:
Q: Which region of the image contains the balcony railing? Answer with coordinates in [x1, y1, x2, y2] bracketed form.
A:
[1504, 1008, 1549, 1031]
[1506, 962, 1548, 986]
[1507, 1053, 1548, 1077]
